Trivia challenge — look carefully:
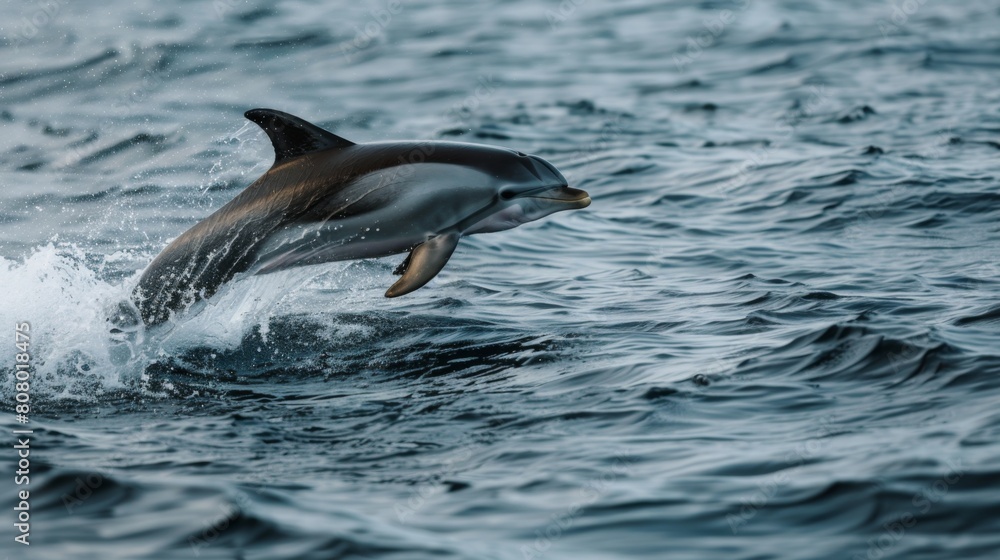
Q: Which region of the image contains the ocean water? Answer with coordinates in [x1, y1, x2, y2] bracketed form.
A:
[1, 0, 999, 558]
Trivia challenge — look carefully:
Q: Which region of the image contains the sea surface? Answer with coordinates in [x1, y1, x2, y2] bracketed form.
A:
[1, 0, 999, 558]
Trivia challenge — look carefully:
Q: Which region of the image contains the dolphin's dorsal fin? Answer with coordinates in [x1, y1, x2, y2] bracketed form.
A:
[244, 108, 354, 166]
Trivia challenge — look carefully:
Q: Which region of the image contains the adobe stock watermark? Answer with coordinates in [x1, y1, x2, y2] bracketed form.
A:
[61, 422, 158, 514]
[7, 0, 69, 52]
[57, 49, 171, 168]
[697, 339, 761, 380]
[960, 257, 1000, 293]
[338, 0, 404, 63]
[395, 448, 474, 523]
[387, 73, 500, 173]
[185, 460, 292, 556]
[188, 491, 250, 555]
[211, 0, 239, 19]
[719, 84, 831, 196]
[673, 0, 753, 71]
[444, 75, 497, 124]
[877, 0, 931, 40]
[853, 459, 964, 560]
[520, 450, 634, 560]
[579, 284, 641, 324]
[840, 181, 907, 243]
[545, 0, 588, 29]
[842, 125, 953, 243]
[561, 115, 627, 185]
[727, 416, 838, 533]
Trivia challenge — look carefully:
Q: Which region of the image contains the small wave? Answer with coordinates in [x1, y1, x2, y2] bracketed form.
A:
[740, 318, 954, 385]
[833, 105, 877, 123]
[954, 304, 1000, 326]
[232, 31, 334, 51]
[73, 133, 170, 167]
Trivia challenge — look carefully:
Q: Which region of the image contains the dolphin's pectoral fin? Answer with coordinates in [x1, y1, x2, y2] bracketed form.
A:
[385, 234, 460, 298]
[244, 108, 355, 166]
[392, 252, 412, 276]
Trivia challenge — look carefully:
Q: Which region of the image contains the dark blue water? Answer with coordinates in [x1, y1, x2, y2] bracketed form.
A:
[2, 1, 999, 558]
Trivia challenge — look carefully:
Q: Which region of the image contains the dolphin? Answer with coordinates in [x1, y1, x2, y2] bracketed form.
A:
[131, 108, 590, 325]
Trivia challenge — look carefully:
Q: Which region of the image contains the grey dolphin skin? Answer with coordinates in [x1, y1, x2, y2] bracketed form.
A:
[131, 108, 590, 325]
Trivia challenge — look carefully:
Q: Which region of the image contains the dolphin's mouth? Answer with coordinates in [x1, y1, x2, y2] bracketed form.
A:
[528, 185, 591, 207]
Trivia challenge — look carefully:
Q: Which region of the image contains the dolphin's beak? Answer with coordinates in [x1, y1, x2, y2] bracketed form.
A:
[528, 185, 591, 208]
[522, 155, 589, 208]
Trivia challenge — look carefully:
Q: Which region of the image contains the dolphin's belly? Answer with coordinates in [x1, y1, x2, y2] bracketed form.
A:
[251, 216, 426, 274]
[251, 165, 493, 274]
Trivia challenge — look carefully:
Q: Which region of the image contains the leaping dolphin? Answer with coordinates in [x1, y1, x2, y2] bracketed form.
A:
[131, 108, 590, 325]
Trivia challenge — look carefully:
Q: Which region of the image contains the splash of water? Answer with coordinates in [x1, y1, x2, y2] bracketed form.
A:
[0, 243, 387, 399]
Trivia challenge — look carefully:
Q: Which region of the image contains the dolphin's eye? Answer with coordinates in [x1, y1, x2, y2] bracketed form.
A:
[500, 190, 516, 200]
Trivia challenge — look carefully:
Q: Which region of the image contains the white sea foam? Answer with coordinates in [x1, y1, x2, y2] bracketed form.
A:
[0, 243, 391, 399]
